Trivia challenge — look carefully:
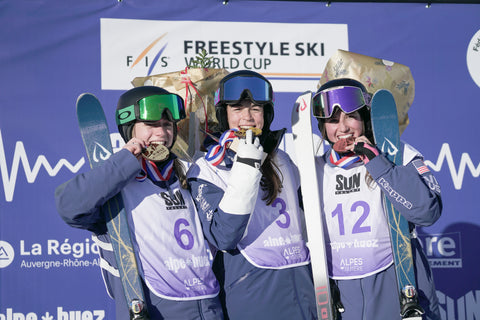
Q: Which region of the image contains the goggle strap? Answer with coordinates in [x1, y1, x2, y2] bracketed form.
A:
[364, 92, 372, 106]
[116, 104, 137, 125]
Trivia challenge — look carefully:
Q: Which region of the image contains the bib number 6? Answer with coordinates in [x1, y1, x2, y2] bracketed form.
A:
[174, 218, 194, 250]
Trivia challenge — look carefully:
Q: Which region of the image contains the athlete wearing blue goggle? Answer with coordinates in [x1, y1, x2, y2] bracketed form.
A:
[215, 74, 274, 106]
[312, 85, 371, 119]
[116, 94, 186, 125]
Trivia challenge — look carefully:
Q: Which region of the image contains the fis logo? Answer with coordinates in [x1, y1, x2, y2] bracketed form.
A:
[335, 173, 361, 195]
[161, 189, 187, 210]
[126, 33, 169, 76]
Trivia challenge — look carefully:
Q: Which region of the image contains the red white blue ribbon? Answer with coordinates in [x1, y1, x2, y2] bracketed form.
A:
[329, 150, 361, 169]
[205, 129, 238, 166]
[136, 157, 175, 182]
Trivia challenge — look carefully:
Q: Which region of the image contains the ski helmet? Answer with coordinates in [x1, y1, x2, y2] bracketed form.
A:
[115, 86, 186, 145]
[214, 70, 274, 133]
[313, 78, 373, 143]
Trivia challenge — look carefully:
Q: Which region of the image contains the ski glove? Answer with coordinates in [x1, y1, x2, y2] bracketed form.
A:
[353, 141, 379, 164]
[218, 129, 264, 215]
[235, 129, 266, 168]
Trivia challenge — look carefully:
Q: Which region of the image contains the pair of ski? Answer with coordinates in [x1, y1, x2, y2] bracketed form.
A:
[76, 93, 149, 320]
[292, 90, 424, 320]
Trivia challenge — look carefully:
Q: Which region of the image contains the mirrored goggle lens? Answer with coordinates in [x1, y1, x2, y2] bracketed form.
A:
[116, 94, 186, 125]
[312, 86, 367, 118]
[218, 75, 272, 104]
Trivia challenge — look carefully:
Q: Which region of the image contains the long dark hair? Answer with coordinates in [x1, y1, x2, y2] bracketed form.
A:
[260, 150, 283, 206]
[174, 159, 188, 189]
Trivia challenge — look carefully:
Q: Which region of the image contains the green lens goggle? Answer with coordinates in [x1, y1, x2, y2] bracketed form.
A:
[116, 94, 186, 125]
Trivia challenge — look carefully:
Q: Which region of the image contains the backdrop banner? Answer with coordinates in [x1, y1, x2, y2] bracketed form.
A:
[0, 1, 479, 319]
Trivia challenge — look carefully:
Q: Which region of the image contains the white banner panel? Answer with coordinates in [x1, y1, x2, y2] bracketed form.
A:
[101, 19, 348, 92]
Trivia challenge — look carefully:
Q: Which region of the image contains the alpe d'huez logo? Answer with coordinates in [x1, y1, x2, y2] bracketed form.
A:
[161, 189, 187, 210]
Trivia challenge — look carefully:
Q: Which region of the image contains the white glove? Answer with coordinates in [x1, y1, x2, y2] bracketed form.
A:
[218, 130, 264, 215]
[235, 129, 266, 169]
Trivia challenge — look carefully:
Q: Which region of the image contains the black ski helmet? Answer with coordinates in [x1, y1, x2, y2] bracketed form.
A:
[115, 86, 185, 146]
[214, 70, 274, 133]
[315, 78, 373, 144]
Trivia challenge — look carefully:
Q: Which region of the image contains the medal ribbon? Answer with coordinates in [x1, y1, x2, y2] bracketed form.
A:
[136, 158, 175, 182]
[329, 150, 361, 169]
[205, 129, 238, 166]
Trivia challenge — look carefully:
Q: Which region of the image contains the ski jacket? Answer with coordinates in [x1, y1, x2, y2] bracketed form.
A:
[187, 148, 317, 320]
[316, 142, 442, 320]
[55, 149, 223, 320]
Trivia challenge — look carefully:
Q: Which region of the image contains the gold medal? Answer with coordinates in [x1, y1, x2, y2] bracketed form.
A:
[234, 127, 262, 138]
[142, 142, 169, 162]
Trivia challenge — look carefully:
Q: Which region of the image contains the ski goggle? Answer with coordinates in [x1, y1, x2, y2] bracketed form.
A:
[312, 86, 370, 118]
[214, 75, 274, 105]
[116, 94, 186, 125]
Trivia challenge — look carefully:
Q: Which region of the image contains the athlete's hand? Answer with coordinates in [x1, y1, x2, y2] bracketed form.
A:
[123, 138, 146, 158]
[353, 140, 379, 164]
[235, 129, 265, 169]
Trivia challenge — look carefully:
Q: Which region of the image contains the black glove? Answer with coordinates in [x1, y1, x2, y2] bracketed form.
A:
[353, 142, 379, 164]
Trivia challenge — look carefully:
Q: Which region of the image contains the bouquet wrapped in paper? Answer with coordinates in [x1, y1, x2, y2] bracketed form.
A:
[319, 49, 414, 134]
[132, 66, 229, 161]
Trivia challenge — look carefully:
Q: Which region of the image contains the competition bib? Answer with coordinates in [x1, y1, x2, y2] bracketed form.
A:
[193, 150, 310, 269]
[122, 179, 219, 300]
[318, 157, 393, 279]
[237, 193, 310, 269]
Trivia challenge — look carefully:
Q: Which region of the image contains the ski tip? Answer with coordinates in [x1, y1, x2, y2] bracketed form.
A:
[291, 91, 313, 125]
[370, 89, 397, 117]
[76, 93, 103, 111]
[76, 92, 99, 104]
[293, 91, 312, 109]
[296, 90, 313, 101]
[372, 89, 395, 101]
[373, 88, 392, 95]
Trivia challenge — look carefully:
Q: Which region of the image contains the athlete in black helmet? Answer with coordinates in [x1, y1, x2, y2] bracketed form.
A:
[56, 86, 224, 320]
[311, 78, 442, 320]
[187, 70, 317, 319]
